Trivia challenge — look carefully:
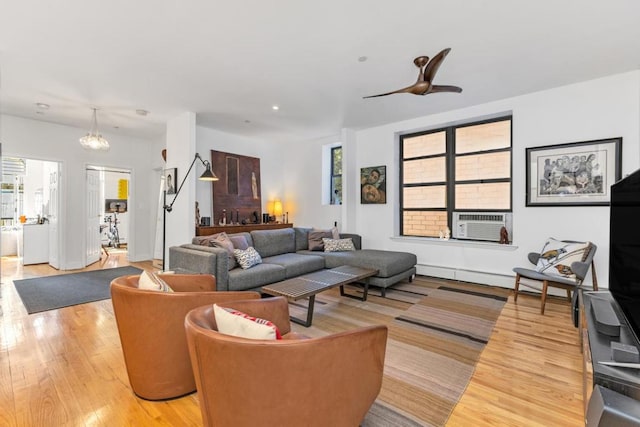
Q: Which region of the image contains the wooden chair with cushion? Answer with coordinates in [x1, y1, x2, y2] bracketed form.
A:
[110, 273, 260, 400]
[184, 296, 388, 427]
[513, 239, 598, 314]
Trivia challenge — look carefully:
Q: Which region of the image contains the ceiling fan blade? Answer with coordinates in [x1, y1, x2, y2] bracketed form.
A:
[429, 85, 463, 94]
[424, 48, 451, 82]
[363, 84, 423, 99]
[362, 81, 431, 99]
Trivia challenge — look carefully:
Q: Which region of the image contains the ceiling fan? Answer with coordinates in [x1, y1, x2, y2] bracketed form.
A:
[364, 48, 462, 98]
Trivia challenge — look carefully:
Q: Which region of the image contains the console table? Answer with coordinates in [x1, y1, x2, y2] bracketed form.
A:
[196, 223, 293, 236]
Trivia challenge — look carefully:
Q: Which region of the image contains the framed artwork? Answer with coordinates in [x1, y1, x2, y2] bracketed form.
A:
[210, 150, 261, 224]
[526, 137, 622, 206]
[361, 165, 386, 204]
[164, 168, 177, 195]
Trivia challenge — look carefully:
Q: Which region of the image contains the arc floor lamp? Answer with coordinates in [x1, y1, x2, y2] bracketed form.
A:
[162, 152, 218, 269]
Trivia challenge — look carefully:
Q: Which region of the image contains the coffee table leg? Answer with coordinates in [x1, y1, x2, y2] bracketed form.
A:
[340, 283, 368, 302]
[290, 295, 315, 327]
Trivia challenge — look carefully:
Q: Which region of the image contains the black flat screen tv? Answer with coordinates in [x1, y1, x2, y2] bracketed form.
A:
[609, 168, 640, 342]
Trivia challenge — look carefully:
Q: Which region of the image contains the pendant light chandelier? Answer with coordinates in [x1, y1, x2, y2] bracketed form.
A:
[79, 108, 110, 151]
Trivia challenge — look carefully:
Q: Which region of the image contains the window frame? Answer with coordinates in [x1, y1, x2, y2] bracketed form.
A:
[399, 115, 513, 238]
[330, 146, 342, 205]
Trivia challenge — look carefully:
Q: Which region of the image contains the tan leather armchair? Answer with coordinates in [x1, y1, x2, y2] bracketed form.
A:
[110, 273, 260, 400]
[185, 296, 388, 427]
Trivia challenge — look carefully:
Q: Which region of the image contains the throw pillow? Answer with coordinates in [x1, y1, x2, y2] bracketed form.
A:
[312, 226, 340, 239]
[138, 270, 173, 292]
[192, 235, 214, 246]
[534, 238, 591, 280]
[234, 246, 262, 269]
[213, 304, 282, 340]
[209, 232, 237, 270]
[229, 235, 249, 250]
[308, 230, 334, 251]
[322, 237, 356, 252]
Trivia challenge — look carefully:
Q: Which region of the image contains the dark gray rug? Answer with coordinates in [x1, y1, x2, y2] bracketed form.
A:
[13, 266, 142, 314]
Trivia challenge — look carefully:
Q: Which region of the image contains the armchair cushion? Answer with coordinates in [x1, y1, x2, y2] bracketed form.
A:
[213, 304, 282, 340]
[534, 238, 590, 280]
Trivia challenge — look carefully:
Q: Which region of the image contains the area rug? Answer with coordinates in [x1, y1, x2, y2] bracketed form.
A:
[289, 277, 509, 427]
[13, 266, 142, 314]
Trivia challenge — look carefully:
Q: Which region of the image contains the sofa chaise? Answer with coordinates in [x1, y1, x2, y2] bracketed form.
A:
[169, 227, 417, 296]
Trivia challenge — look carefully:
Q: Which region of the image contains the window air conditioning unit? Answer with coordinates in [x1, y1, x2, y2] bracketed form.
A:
[452, 212, 513, 242]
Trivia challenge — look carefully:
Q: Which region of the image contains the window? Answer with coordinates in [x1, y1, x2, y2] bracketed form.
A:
[400, 116, 512, 238]
[330, 146, 342, 204]
[1, 157, 26, 226]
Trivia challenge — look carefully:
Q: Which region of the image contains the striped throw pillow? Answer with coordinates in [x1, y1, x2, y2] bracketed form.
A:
[137, 270, 173, 292]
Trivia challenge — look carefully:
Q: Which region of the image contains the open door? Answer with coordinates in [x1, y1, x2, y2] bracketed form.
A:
[48, 164, 60, 269]
[85, 168, 101, 265]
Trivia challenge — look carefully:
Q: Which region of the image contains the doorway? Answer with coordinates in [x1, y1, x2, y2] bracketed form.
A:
[85, 166, 131, 266]
[0, 156, 61, 267]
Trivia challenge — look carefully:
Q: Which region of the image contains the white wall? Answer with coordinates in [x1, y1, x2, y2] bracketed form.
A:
[195, 126, 284, 225]
[277, 134, 343, 229]
[0, 114, 163, 268]
[282, 70, 640, 288]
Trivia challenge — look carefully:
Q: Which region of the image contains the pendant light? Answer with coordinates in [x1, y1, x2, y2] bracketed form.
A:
[79, 108, 110, 151]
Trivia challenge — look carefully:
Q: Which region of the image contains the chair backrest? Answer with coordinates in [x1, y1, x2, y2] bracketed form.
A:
[575, 242, 597, 282]
[185, 301, 388, 427]
[529, 239, 597, 283]
[559, 240, 597, 282]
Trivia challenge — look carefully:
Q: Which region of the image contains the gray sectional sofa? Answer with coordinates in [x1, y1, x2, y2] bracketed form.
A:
[169, 227, 417, 296]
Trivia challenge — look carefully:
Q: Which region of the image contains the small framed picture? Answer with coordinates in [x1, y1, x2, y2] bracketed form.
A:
[361, 165, 386, 204]
[164, 168, 177, 195]
[526, 137, 622, 206]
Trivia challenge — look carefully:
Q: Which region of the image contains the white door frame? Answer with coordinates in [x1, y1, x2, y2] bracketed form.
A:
[84, 164, 132, 266]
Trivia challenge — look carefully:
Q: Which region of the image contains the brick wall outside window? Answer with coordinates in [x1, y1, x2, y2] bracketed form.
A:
[402, 211, 448, 237]
[400, 117, 512, 239]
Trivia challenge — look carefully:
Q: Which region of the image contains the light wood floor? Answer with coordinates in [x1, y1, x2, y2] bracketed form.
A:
[0, 255, 584, 426]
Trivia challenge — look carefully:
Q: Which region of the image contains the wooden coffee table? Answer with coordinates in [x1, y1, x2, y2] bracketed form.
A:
[261, 265, 378, 326]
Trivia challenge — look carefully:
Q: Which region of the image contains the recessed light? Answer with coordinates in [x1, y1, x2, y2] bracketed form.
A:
[358, 56, 368, 62]
[272, 105, 279, 111]
[36, 102, 50, 109]
[136, 109, 149, 116]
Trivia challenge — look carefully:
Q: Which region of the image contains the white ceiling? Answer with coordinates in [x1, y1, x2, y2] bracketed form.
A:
[1, 1, 639, 143]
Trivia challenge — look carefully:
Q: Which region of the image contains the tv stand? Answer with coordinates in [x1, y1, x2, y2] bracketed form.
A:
[590, 297, 621, 336]
[581, 291, 640, 417]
